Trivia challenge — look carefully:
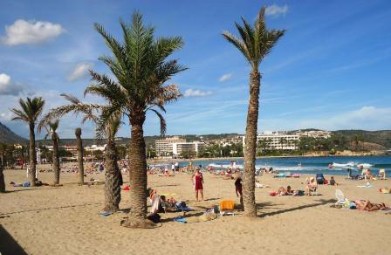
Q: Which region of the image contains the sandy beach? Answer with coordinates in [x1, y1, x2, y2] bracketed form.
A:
[1, 164, 391, 255]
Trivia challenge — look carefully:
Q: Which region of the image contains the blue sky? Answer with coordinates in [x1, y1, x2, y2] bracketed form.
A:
[1, 0, 391, 139]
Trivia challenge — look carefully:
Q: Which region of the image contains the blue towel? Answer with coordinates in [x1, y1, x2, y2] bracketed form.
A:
[173, 217, 187, 223]
[99, 211, 113, 217]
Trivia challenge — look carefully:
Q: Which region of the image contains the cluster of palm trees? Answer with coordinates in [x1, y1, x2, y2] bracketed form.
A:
[8, 7, 284, 225]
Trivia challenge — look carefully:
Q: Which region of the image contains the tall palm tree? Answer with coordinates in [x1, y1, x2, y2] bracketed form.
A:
[39, 120, 61, 185]
[223, 7, 285, 217]
[11, 97, 45, 186]
[75, 128, 84, 185]
[87, 12, 185, 227]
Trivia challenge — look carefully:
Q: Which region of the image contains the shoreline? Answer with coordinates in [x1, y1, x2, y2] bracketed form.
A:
[148, 152, 389, 164]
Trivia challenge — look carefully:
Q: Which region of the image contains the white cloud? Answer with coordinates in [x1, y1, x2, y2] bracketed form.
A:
[68, 63, 92, 81]
[265, 4, 288, 17]
[183, 89, 212, 97]
[297, 106, 391, 131]
[1, 19, 64, 46]
[0, 73, 24, 95]
[219, 73, 232, 82]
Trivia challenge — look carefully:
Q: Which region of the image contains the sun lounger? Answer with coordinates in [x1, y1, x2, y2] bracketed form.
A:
[219, 199, 235, 216]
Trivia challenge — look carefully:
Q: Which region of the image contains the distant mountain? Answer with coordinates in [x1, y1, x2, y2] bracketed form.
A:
[0, 121, 28, 145]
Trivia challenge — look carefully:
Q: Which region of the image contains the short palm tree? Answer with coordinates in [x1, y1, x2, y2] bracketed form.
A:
[0, 160, 5, 192]
[75, 127, 85, 185]
[42, 94, 123, 212]
[87, 12, 185, 227]
[39, 120, 61, 184]
[41, 94, 100, 186]
[99, 115, 122, 212]
[223, 7, 285, 217]
[11, 97, 45, 186]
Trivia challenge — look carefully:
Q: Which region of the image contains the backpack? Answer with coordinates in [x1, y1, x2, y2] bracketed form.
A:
[147, 213, 161, 223]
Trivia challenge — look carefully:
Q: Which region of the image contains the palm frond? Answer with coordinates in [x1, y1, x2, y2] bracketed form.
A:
[148, 109, 166, 136]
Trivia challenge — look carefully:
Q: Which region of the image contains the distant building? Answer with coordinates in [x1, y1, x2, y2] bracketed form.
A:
[85, 144, 107, 152]
[295, 130, 331, 139]
[155, 136, 205, 157]
[258, 132, 299, 150]
[241, 132, 299, 151]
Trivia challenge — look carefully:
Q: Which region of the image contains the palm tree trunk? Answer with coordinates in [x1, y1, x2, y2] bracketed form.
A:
[129, 121, 147, 218]
[52, 135, 60, 185]
[0, 163, 5, 192]
[243, 70, 260, 217]
[121, 113, 149, 228]
[29, 122, 37, 187]
[75, 128, 84, 185]
[103, 136, 121, 212]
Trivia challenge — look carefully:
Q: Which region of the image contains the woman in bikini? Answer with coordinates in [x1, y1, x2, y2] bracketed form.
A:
[355, 200, 387, 211]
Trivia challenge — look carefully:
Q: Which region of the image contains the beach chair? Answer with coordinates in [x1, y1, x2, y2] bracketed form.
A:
[335, 189, 346, 205]
[219, 199, 235, 216]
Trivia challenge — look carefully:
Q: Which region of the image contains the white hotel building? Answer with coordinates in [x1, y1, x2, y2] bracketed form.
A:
[155, 136, 205, 157]
[241, 131, 300, 151]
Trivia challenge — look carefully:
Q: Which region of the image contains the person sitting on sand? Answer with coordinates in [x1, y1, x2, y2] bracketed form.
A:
[329, 176, 338, 186]
[277, 185, 294, 196]
[379, 187, 391, 194]
[354, 200, 387, 211]
[149, 189, 165, 213]
[305, 177, 318, 196]
[378, 169, 386, 180]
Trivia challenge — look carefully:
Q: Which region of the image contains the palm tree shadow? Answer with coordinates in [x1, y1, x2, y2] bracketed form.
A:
[204, 197, 221, 202]
[154, 184, 179, 187]
[0, 225, 28, 255]
[160, 211, 204, 223]
[257, 199, 335, 218]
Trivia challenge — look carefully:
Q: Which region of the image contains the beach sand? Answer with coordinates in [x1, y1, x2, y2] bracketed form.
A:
[1, 164, 391, 255]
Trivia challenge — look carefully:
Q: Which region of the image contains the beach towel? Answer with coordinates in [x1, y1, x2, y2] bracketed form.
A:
[357, 182, 373, 188]
[256, 183, 269, 188]
[99, 211, 113, 217]
[173, 216, 187, 223]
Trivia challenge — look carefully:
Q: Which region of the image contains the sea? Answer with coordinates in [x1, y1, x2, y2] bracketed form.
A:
[178, 155, 391, 177]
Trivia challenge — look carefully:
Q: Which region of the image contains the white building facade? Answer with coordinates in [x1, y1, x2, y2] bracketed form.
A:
[155, 136, 205, 157]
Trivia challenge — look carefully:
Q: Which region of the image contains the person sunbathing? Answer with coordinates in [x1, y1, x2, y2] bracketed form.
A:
[355, 200, 387, 211]
[379, 187, 391, 194]
[277, 185, 294, 196]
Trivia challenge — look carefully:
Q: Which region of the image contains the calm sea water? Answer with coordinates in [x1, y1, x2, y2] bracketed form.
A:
[179, 155, 391, 177]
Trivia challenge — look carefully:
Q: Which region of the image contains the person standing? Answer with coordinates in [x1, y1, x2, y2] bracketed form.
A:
[234, 174, 243, 209]
[192, 168, 204, 201]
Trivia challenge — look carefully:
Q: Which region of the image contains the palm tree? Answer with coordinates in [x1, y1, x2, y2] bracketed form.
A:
[0, 157, 5, 192]
[100, 116, 122, 212]
[75, 128, 84, 185]
[87, 12, 185, 227]
[223, 7, 285, 217]
[11, 97, 45, 186]
[41, 94, 122, 211]
[39, 120, 61, 185]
